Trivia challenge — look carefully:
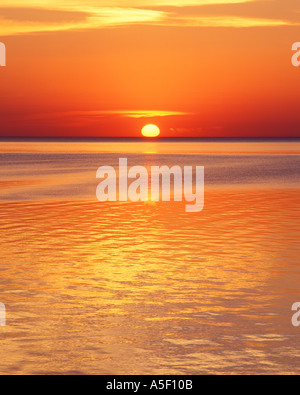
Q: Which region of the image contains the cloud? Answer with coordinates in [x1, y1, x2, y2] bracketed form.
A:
[154, 0, 300, 25]
[0, 0, 253, 8]
[166, 16, 288, 27]
[0, 7, 88, 23]
[24, 110, 192, 120]
[0, 7, 165, 36]
[0, 0, 299, 35]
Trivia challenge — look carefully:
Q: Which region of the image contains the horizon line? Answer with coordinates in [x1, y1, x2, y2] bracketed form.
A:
[1, 137, 300, 142]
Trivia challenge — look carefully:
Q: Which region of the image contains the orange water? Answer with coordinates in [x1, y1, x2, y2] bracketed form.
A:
[0, 142, 300, 374]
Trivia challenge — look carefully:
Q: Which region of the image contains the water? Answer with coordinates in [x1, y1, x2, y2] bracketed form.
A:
[0, 140, 300, 375]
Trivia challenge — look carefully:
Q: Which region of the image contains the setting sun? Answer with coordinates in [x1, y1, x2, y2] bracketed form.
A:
[141, 124, 160, 138]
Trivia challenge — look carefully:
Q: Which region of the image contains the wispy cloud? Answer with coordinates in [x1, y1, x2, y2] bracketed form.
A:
[0, 0, 253, 8]
[167, 16, 288, 27]
[0, 0, 299, 36]
[25, 110, 191, 120]
[106, 110, 191, 118]
[0, 7, 164, 36]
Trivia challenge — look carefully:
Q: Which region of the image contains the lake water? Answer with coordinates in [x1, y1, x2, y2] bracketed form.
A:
[0, 140, 300, 375]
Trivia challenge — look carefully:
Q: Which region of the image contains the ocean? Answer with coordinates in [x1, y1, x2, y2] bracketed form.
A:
[0, 139, 300, 374]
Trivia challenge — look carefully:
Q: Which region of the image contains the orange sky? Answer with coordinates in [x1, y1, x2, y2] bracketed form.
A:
[0, 0, 300, 138]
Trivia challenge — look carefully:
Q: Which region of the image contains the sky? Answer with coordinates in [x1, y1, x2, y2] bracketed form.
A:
[0, 0, 299, 138]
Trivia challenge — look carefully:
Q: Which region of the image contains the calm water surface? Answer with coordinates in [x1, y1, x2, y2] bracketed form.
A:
[0, 141, 300, 375]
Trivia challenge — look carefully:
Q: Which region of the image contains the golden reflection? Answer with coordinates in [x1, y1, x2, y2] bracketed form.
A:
[1, 188, 300, 374]
[1, 141, 300, 155]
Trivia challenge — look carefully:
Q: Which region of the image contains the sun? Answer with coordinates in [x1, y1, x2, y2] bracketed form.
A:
[141, 124, 160, 138]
